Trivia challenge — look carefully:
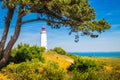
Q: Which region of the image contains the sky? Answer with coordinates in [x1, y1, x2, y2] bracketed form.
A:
[0, 0, 120, 52]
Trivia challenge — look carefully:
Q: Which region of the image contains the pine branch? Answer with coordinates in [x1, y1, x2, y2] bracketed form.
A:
[22, 18, 68, 25]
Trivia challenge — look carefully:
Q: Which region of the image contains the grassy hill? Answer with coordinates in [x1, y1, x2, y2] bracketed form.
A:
[0, 44, 120, 80]
[43, 51, 74, 71]
[43, 51, 120, 73]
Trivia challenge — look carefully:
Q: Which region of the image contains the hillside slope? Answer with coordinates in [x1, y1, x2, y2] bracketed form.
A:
[43, 51, 74, 71]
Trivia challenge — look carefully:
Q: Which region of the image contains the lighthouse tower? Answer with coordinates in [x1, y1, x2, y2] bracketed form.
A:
[40, 26, 47, 50]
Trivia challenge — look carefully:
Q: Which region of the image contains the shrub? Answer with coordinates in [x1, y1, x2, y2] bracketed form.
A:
[39, 47, 46, 52]
[11, 43, 45, 63]
[67, 56, 119, 80]
[43, 61, 65, 80]
[70, 71, 89, 80]
[53, 47, 66, 55]
[1, 59, 65, 80]
[69, 69, 115, 80]
[2, 59, 43, 80]
[68, 57, 103, 72]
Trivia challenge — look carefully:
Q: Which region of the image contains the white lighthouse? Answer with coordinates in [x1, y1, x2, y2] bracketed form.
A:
[40, 26, 47, 50]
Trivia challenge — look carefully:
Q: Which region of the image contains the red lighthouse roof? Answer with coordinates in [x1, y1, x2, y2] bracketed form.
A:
[42, 26, 45, 31]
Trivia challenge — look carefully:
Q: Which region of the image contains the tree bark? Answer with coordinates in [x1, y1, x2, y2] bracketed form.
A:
[0, 7, 14, 59]
[0, 13, 22, 69]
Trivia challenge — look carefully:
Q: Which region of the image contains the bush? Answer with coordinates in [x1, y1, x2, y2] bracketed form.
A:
[69, 69, 114, 80]
[1, 59, 65, 80]
[67, 56, 119, 80]
[70, 71, 89, 80]
[43, 61, 65, 80]
[2, 59, 43, 80]
[11, 43, 45, 63]
[68, 57, 103, 72]
[53, 47, 66, 55]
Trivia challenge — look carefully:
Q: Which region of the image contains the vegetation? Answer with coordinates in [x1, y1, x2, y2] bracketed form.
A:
[11, 43, 45, 63]
[0, 44, 120, 80]
[68, 56, 120, 80]
[52, 47, 67, 55]
[43, 51, 73, 71]
[68, 57, 103, 72]
[0, 0, 111, 68]
[1, 59, 65, 80]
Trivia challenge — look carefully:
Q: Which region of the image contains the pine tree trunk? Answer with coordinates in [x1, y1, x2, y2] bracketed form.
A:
[0, 13, 22, 69]
[0, 8, 14, 59]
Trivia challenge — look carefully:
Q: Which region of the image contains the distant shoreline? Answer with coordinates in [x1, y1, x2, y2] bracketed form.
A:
[68, 52, 120, 57]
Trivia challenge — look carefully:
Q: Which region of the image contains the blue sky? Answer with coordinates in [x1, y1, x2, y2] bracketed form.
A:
[0, 0, 120, 52]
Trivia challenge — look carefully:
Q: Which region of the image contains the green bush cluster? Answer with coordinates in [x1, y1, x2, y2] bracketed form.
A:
[11, 43, 45, 63]
[68, 57, 103, 72]
[69, 70, 113, 80]
[1, 59, 65, 80]
[67, 56, 120, 80]
[52, 47, 66, 55]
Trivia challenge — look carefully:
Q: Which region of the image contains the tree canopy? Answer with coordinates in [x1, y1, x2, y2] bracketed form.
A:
[3, 0, 110, 37]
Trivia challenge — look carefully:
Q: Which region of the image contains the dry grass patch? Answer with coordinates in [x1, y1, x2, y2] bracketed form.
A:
[43, 51, 73, 71]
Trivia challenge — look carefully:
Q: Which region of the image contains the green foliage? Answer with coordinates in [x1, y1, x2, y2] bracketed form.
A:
[68, 57, 103, 72]
[1, 59, 65, 80]
[70, 70, 89, 80]
[43, 61, 65, 80]
[53, 47, 66, 55]
[67, 56, 120, 80]
[39, 47, 46, 52]
[11, 43, 45, 63]
[3, 0, 110, 38]
[69, 69, 113, 80]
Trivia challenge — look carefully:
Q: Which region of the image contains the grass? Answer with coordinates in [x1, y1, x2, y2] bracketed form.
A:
[43, 52, 120, 72]
[79, 56, 120, 72]
[43, 51, 74, 71]
[80, 57, 120, 65]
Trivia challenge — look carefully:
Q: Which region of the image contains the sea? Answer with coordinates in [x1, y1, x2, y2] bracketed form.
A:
[68, 52, 120, 57]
